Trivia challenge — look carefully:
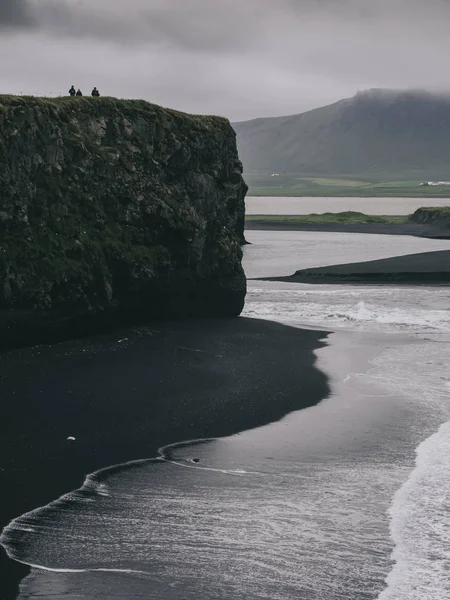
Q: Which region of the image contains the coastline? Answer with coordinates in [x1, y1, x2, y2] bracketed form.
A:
[263, 249, 450, 285]
[3, 325, 433, 599]
[245, 220, 450, 239]
[0, 317, 330, 600]
[246, 192, 450, 198]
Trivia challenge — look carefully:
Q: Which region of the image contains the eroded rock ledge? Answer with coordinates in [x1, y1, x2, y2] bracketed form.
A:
[0, 96, 248, 349]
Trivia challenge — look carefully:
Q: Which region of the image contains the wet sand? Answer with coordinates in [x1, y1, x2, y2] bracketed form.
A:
[0, 317, 330, 600]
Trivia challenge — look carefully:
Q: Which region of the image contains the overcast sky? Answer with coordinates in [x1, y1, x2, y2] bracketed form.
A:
[1, 0, 450, 121]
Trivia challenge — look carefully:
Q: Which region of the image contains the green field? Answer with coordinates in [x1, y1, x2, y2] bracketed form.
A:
[245, 212, 409, 225]
[244, 174, 450, 197]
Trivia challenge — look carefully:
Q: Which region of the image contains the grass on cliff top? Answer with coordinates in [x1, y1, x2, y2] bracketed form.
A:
[245, 212, 409, 224]
[413, 206, 450, 215]
[0, 95, 230, 129]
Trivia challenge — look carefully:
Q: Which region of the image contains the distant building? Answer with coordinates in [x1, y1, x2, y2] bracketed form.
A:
[420, 181, 450, 186]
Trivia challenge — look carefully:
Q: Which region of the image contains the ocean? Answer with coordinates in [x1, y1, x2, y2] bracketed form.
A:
[2, 228, 450, 599]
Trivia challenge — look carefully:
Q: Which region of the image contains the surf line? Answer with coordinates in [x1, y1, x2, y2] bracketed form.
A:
[0, 435, 257, 574]
[376, 418, 450, 600]
[157, 438, 265, 476]
[9, 562, 152, 576]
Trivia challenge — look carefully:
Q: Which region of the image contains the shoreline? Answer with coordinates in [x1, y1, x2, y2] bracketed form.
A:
[262, 249, 450, 286]
[246, 193, 450, 198]
[3, 327, 431, 598]
[0, 317, 330, 599]
[245, 220, 450, 239]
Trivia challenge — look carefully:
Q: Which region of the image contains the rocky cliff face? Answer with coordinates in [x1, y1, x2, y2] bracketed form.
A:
[0, 96, 247, 349]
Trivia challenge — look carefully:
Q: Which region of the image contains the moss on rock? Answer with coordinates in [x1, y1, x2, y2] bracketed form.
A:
[0, 96, 248, 349]
[410, 206, 450, 227]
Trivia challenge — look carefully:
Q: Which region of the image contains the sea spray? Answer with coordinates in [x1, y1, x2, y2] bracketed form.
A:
[377, 419, 450, 600]
[243, 285, 450, 337]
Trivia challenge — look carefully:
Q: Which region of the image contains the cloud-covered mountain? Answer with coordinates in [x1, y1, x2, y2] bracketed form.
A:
[233, 89, 450, 180]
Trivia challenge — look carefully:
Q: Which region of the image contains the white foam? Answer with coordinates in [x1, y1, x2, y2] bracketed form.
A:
[0, 456, 158, 570]
[0, 436, 253, 574]
[20, 562, 150, 576]
[157, 437, 217, 457]
[377, 420, 450, 600]
[246, 281, 450, 599]
[158, 438, 259, 476]
[243, 284, 450, 338]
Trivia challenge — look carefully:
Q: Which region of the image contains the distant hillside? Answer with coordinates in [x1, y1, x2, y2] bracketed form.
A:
[233, 89, 450, 182]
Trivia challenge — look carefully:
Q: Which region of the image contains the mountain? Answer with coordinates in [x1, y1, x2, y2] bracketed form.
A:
[233, 89, 450, 181]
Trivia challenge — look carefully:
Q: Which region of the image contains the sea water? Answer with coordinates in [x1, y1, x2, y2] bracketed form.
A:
[243, 280, 450, 600]
[2, 231, 450, 599]
[244, 231, 450, 599]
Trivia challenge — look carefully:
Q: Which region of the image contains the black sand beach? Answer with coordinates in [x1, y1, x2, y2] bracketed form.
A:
[265, 249, 450, 285]
[245, 220, 450, 239]
[0, 317, 330, 600]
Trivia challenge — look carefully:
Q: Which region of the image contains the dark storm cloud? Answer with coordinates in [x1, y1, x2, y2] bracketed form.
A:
[0, 0, 34, 27]
[6, 0, 263, 51]
[3, 0, 450, 120]
[7, 1, 450, 51]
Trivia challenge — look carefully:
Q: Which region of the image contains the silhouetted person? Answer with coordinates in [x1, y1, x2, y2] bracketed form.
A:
[69, 86, 76, 96]
[76, 89, 83, 97]
[91, 87, 100, 97]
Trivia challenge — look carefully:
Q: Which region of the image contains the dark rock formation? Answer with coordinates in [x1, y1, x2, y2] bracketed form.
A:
[0, 96, 248, 349]
[265, 250, 450, 285]
[410, 207, 450, 228]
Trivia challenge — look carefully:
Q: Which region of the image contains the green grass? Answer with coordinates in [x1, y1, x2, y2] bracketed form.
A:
[243, 173, 450, 197]
[245, 212, 409, 225]
[305, 177, 366, 187]
[412, 206, 450, 215]
[0, 95, 229, 132]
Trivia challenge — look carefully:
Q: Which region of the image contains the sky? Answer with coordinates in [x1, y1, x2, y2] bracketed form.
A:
[1, 0, 450, 121]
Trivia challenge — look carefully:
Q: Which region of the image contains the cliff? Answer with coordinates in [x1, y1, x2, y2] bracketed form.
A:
[410, 206, 450, 228]
[0, 96, 248, 349]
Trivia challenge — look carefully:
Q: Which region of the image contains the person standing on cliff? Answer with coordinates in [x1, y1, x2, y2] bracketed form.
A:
[91, 87, 100, 97]
[69, 85, 76, 96]
[76, 89, 83, 96]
